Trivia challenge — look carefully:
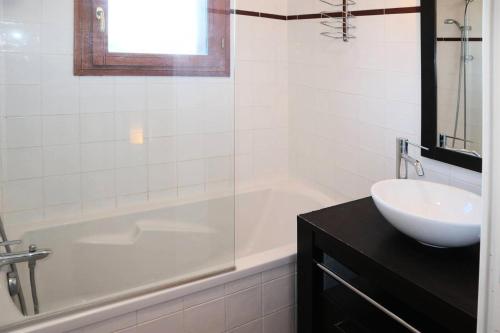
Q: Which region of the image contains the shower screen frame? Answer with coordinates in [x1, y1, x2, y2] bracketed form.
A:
[420, 0, 482, 172]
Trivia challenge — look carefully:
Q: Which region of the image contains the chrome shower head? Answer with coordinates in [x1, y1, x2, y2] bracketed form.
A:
[444, 18, 462, 30]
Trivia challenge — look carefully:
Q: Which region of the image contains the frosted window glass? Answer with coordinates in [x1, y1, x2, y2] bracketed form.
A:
[108, 0, 208, 55]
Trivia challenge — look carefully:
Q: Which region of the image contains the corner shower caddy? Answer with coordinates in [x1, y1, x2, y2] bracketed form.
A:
[320, 0, 356, 41]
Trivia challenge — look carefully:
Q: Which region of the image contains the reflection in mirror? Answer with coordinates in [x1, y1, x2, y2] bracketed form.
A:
[436, 0, 482, 157]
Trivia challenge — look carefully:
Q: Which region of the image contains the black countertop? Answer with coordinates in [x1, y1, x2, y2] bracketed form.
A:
[299, 197, 479, 329]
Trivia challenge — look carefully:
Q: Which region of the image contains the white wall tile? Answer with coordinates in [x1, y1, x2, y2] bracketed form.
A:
[225, 273, 261, 295]
[45, 202, 81, 221]
[5, 116, 42, 148]
[177, 135, 204, 161]
[44, 174, 80, 206]
[262, 306, 295, 333]
[81, 113, 115, 143]
[42, 115, 79, 146]
[4, 85, 41, 117]
[204, 132, 234, 158]
[183, 285, 225, 309]
[385, 13, 420, 43]
[116, 166, 148, 196]
[206, 156, 233, 183]
[148, 163, 177, 192]
[41, 83, 79, 115]
[137, 298, 183, 324]
[82, 312, 136, 333]
[230, 319, 263, 333]
[3, 178, 43, 211]
[0, 22, 40, 53]
[81, 170, 115, 202]
[183, 299, 226, 333]
[262, 275, 295, 315]
[149, 137, 177, 164]
[2, 0, 42, 23]
[262, 264, 295, 283]
[226, 286, 262, 330]
[135, 312, 182, 333]
[79, 84, 115, 114]
[148, 111, 176, 138]
[41, 23, 73, 54]
[81, 142, 115, 172]
[115, 112, 145, 141]
[115, 142, 147, 168]
[177, 160, 205, 187]
[3, 147, 42, 180]
[41, 0, 73, 26]
[116, 84, 146, 112]
[43, 145, 80, 176]
[41, 55, 76, 84]
[146, 84, 176, 110]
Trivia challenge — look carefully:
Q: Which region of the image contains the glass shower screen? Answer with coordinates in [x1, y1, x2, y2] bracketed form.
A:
[0, 0, 235, 328]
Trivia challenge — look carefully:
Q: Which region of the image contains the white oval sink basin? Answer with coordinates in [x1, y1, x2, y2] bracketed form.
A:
[371, 179, 481, 248]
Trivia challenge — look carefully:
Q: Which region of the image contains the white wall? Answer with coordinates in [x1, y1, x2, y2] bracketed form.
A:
[235, 0, 289, 191]
[0, 0, 291, 231]
[287, 0, 482, 201]
[0, 0, 483, 229]
[0, 0, 237, 229]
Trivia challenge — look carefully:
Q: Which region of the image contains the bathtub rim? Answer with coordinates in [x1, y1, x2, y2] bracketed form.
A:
[4, 244, 297, 333]
[5, 179, 337, 237]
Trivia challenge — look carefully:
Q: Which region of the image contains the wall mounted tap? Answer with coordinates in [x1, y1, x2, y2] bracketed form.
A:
[396, 138, 429, 179]
[0, 240, 51, 315]
[0, 241, 51, 269]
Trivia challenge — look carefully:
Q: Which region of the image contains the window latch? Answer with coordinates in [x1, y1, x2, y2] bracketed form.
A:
[96, 7, 106, 33]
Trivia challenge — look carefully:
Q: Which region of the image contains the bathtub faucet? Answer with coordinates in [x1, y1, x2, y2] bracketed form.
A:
[0, 240, 51, 269]
[1, 240, 51, 314]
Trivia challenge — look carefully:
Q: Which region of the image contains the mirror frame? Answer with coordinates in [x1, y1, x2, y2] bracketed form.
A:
[420, 0, 482, 173]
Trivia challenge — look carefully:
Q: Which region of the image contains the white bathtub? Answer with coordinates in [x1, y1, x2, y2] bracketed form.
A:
[1, 181, 338, 333]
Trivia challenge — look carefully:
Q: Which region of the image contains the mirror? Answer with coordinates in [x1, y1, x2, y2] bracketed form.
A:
[421, 0, 483, 172]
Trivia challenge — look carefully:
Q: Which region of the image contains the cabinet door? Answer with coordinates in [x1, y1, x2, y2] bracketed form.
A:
[318, 266, 413, 332]
[316, 256, 449, 333]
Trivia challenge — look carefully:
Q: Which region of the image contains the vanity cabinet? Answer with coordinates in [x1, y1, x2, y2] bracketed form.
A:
[297, 198, 479, 333]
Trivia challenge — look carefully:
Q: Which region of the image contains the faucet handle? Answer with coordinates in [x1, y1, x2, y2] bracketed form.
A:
[0, 240, 22, 247]
[407, 140, 430, 151]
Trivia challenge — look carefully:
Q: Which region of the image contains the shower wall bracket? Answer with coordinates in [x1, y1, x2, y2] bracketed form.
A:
[319, 0, 356, 41]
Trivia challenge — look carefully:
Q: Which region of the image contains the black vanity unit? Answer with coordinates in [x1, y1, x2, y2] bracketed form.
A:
[297, 198, 479, 333]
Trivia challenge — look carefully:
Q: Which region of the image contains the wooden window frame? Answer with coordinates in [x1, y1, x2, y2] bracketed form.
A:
[74, 0, 230, 77]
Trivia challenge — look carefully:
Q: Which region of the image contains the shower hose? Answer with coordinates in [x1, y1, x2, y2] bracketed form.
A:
[28, 245, 40, 315]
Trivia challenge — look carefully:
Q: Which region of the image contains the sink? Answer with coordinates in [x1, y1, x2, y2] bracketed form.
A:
[371, 179, 481, 248]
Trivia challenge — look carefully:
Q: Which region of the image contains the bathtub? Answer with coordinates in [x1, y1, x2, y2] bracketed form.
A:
[1, 181, 339, 333]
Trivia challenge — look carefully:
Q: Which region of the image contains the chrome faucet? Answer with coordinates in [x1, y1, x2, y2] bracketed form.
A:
[396, 138, 429, 179]
[0, 241, 51, 269]
[1, 240, 51, 315]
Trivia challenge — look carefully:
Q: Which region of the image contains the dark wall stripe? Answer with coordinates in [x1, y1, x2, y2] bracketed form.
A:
[260, 12, 287, 20]
[233, 9, 286, 20]
[385, 6, 421, 14]
[230, 6, 421, 21]
[437, 37, 483, 42]
[350, 9, 385, 17]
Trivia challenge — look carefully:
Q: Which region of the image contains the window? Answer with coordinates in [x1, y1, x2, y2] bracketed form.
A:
[74, 0, 230, 76]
